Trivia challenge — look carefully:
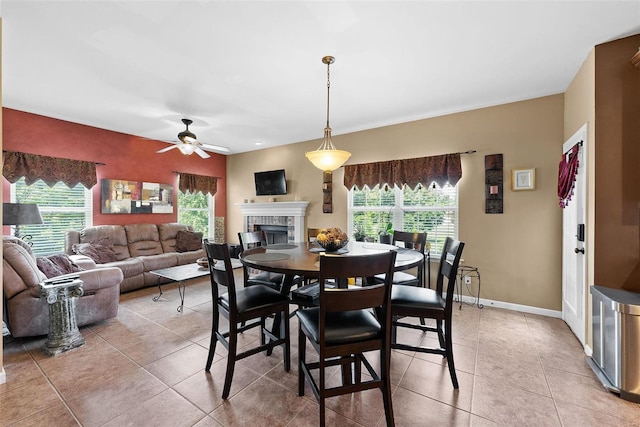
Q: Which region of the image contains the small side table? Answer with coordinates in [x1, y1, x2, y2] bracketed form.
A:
[40, 278, 86, 356]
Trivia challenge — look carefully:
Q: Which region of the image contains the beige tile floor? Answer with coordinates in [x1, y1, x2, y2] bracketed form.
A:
[2, 276, 640, 427]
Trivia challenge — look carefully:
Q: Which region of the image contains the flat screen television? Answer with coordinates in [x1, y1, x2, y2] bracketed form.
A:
[254, 169, 287, 196]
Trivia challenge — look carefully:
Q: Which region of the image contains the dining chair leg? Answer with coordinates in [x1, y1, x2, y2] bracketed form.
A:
[445, 318, 459, 389]
[381, 347, 395, 427]
[319, 359, 326, 427]
[391, 316, 398, 345]
[354, 353, 362, 384]
[222, 323, 238, 400]
[436, 319, 446, 349]
[298, 326, 306, 396]
[205, 309, 219, 371]
[267, 312, 282, 356]
[282, 306, 291, 371]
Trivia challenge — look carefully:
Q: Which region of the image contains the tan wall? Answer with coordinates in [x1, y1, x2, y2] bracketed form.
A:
[594, 34, 640, 292]
[564, 48, 596, 347]
[228, 94, 565, 311]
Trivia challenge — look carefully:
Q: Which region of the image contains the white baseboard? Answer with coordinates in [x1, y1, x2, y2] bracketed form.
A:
[456, 294, 562, 318]
[0, 367, 6, 384]
[584, 344, 593, 357]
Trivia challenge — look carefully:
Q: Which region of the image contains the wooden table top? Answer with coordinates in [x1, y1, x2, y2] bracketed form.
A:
[240, 240, 423, 278]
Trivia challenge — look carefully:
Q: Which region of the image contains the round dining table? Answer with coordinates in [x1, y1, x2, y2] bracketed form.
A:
[241, 240, 425, 355]
[240, 240, 424, 294]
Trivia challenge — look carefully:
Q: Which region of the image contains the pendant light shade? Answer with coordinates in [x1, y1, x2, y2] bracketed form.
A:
[305, 56, 351, 172]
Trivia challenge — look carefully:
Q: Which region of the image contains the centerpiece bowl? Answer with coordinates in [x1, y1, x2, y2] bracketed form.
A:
[316, 227, 349, 252]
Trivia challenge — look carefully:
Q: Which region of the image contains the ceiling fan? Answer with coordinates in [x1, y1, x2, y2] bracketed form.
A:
[156, 118, 230, 158]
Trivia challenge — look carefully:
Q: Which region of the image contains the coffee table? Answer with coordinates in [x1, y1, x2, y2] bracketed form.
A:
[150, 260, 242, 312]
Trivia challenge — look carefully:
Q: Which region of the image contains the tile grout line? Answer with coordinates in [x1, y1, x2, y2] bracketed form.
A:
[22, 340, 85, 426]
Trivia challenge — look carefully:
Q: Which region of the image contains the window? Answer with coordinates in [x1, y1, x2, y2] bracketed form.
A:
[11, 178, 93, 256]
[178, 190, 215, 238]
[348, 183, 458, 255]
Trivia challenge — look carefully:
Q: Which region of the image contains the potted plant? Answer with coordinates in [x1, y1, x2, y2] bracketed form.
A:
[378, 221, 393, 244]
[353, 228, 366, 242]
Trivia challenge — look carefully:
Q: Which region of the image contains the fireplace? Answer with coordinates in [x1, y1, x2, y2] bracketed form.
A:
[237, 201, 309, 242]
[254, 224, 289, 244]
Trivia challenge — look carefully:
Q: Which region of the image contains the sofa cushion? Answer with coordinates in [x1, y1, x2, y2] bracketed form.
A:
[80, 225, 130, 260]
[141, 253, 179, 271]
[102, 258, 145, 279]
[176, 248, 206, 265]
[175, 230, 203, 252]
[125, 224, 163, 257]
[158, 223, 192, 253]
[36, 254, 84, 278]
[72, 238, 118, 264]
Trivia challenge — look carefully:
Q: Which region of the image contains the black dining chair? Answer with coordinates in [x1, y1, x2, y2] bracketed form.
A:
[204, 240, 290, 399]
[297, 250, 397, 427]
[238, 230, 284, 290]
[390, 237, 465, 388]
[307, 227, 322, 243]
[375, 230, 428, 287]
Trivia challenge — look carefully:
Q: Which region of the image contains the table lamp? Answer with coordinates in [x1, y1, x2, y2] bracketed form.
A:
[2, 203, 44, 239]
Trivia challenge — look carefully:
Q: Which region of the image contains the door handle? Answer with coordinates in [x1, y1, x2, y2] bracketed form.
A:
[574, 247, 585, 254]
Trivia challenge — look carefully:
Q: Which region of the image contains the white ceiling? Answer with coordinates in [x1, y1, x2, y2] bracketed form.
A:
[2, 1, 640, 155]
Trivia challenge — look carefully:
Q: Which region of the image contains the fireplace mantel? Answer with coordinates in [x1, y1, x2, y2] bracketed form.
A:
[236, 201, 309, 242]
[236, 201, 309, 217]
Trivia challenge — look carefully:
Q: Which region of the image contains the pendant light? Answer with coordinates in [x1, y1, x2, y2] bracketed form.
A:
[305, 56, 351, 171]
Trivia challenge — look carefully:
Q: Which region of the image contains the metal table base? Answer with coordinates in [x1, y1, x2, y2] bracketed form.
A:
[456, 265, 483, 309]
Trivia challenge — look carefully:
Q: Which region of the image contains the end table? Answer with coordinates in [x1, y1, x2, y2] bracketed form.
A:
[39, 278, 86, 356]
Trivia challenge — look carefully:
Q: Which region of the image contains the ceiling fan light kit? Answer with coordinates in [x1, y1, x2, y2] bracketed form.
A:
[155, 117, 230, 158]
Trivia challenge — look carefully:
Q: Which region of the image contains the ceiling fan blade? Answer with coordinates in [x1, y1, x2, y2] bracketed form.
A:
[194, 147, 211, 159]
[199, 143, 231, 153]
[156, 145, 179, 154]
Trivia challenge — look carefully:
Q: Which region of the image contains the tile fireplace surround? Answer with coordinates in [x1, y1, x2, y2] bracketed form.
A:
[237, 201, 309, 242]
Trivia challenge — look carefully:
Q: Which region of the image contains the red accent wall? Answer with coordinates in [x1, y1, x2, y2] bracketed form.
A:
[2, 108, 227, 235]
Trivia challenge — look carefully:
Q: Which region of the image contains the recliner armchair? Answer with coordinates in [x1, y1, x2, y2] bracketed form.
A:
[3, 237, 123, 338]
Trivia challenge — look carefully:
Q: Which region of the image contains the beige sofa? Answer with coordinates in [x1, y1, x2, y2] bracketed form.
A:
[3, 237, 123, 338]
[64, 223, 205, 293]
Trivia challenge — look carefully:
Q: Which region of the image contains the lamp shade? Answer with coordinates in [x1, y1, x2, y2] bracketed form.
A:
[2, 203, 44, 226]
[305, 148, 351, 172]
[178, 144, 196, 155]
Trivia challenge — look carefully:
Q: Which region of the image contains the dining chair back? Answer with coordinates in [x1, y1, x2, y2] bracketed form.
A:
[390, 237, 465, 388]
[297, 250, 397, 427]
[238, 230, 283, 290]
[204, 240, 290, 399]
[378, 230, 428, 287]
[307, 227, 322, 242]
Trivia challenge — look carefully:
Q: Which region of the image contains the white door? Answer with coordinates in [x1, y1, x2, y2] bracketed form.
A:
[562, 124, 587, 345]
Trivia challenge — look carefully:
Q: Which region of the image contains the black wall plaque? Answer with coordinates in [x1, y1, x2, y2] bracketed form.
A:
[485, 154, 503, 214]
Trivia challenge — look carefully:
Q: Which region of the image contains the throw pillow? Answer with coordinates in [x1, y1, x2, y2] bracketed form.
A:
[72, 237, 118, 264]
[175, 230, 203, 252]
[36, 254, 84, 279]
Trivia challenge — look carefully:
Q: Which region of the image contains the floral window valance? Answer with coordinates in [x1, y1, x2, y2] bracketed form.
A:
[2, 151, 98, 189]
[343, 153, 462, 190]
[178, 172, 219, 196]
